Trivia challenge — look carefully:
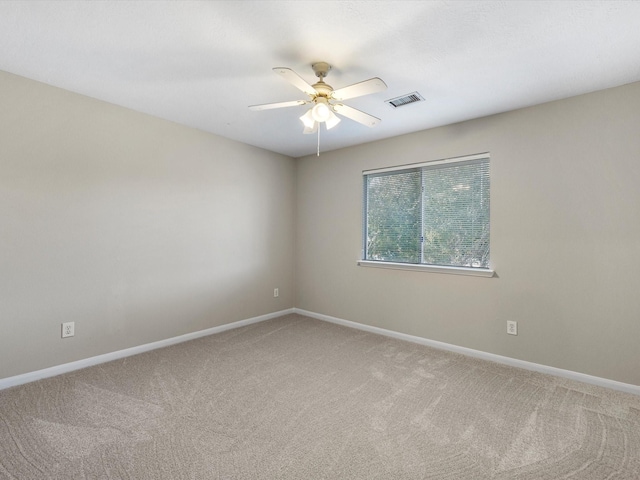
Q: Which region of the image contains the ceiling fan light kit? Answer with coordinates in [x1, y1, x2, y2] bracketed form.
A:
[310, 101, 330, 122]
[249, 61, 387, 155]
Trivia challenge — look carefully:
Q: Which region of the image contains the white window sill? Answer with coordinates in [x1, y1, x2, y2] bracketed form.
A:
[357, 260, 495, 278]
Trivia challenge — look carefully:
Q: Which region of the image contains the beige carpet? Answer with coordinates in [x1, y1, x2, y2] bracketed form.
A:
[1, 314, 639, 479]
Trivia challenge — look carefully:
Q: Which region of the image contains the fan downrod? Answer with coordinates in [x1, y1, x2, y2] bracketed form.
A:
[311, 62, 333, 96]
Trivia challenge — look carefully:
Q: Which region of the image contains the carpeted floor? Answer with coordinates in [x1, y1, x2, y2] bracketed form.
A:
[1, 314, 639, 479]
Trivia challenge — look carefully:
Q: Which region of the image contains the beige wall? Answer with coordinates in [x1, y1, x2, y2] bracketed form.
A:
[295, 81, 640, 386]
[0, 71, 295, 379]
[3, 68, 639, 388]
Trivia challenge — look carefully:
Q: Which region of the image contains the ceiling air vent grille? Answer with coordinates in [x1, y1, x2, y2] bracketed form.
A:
[385, 92, 424, 108]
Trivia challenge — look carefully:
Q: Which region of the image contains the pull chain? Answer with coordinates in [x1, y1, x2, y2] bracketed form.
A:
[317, 123, 320, 157]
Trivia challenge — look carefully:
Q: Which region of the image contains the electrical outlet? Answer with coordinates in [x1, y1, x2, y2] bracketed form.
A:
[507, 321, 518, 336]
[273, 288, 279, 298]
[61, 322, 75, 338]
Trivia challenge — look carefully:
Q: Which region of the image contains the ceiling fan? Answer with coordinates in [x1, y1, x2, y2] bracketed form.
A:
[249, 62, 387, 135]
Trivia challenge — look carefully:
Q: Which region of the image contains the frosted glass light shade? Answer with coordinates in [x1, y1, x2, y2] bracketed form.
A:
[311, 103, 331, 122]
[300, 102, 340, 133]
[299, 109, 316, 129]
[325, 111, 341, 130]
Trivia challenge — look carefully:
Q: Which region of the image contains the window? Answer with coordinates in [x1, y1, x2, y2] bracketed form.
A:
[361, 153, 492, 276]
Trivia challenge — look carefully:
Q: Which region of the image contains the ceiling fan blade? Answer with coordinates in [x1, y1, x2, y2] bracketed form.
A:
[331, 77, 387, 101]
[332, 104, 381, 127]
[249, 100, 308, 111]
[273, 67, 317, 96]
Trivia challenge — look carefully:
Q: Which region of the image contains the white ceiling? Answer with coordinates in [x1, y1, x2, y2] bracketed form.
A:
[2, 1, 640, 158]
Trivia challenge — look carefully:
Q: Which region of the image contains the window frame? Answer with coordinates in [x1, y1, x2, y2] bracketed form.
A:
[360, 153, 494, 278]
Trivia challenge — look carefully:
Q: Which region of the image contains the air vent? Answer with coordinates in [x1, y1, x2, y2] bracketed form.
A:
[385, 92, 424, 108]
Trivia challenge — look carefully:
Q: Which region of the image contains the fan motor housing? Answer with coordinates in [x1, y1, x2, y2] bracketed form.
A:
[312, 82, 333, 97]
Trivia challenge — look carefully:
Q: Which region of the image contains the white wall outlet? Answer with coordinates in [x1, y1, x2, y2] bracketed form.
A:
[273, 288, 279, 298]
[507, 321, 518, 336]
[62, 322, 75, 338]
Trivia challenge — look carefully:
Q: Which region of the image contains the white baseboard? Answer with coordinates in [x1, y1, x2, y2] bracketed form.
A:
[0, 309, 294, 391]
[4, 307, 638, 397]
[294, 308, 640, 397]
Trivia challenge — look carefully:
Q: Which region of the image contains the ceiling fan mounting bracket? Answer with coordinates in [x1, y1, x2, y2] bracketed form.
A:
[312, 62, 332, 79]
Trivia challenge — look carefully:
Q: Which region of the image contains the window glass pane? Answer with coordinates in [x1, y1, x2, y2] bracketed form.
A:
[365, 170, 421, 263]
[363, 155, 490, 270]
[422, 160, 490, 268]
